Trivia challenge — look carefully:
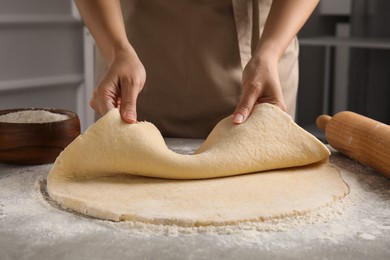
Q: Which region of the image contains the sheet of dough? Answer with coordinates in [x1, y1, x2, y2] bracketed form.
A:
[48, 163, 348, 225]
[47, 104, 347, 225]
[48, 104, 330, 180]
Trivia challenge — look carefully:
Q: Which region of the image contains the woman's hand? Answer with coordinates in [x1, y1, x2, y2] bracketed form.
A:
[232, 56, 286, 124]
[231, 0, 319, 124]
[90, 48, 146, 123]
[74, 0, 145, 122]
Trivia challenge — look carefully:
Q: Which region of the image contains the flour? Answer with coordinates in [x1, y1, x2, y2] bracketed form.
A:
[0, 110, 70, 123]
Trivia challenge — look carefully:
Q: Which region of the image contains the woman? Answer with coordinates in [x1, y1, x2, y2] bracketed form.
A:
[76, 0, 319, 138]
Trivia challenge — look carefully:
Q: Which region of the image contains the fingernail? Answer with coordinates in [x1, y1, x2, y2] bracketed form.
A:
[233, 114, 244, 124]
[124, 111, 136, 123]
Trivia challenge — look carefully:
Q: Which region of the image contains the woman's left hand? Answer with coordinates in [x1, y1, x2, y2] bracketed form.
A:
[230, 0, 320, 124]
[232, 56, 286, 124]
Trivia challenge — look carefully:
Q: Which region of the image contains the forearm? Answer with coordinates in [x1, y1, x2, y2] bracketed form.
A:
[255, 0, 319, 62]
[75, 0, 135, 64]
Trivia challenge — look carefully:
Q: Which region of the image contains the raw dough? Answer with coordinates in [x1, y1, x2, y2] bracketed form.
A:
[47, 103, 347, 225]
[48, 104, 330, 180]
[48, 163, 348, 226]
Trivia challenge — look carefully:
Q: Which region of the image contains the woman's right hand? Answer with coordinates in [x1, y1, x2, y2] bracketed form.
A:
[90, 47, 146, 123]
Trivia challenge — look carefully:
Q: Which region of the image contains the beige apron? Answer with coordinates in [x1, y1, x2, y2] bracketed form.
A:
[96, 0, 298, 138]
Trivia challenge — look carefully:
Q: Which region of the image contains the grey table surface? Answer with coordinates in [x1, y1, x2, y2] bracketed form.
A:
[0, 139, 389, 260]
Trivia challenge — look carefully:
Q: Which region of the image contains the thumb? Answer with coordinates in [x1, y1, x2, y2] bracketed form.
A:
[120, 79, 140, 124]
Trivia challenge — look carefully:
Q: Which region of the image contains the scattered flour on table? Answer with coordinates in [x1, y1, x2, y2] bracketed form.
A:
[0, 110, 70, 123]
[102, 196, 348, 234]
[1, 150, 389, 250]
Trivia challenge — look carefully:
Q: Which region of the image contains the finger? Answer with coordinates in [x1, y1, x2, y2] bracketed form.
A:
[257, 95, 287, 112]
[101, 99, 116, 115]
[89, 90, 100, 114]
[90, 86, 116, 116]
[232, 83, 261, 124]
[120, 77, 140, 123]
[256, 84, 287, 112]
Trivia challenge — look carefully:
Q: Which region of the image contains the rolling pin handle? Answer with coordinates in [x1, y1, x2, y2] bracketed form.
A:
[316, 115, 332, 132]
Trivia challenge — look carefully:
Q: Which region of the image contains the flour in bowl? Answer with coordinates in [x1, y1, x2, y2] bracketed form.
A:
[0, 110, 70, 123]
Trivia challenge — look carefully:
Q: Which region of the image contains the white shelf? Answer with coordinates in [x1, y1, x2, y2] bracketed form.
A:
[299, 36, 390, 49]
[299, 36, 390, 117]
[0, 15, 81, 26]
[319, 0, 351, 16]
[0, 74, 84, 92]
[299, 36, 390, 139]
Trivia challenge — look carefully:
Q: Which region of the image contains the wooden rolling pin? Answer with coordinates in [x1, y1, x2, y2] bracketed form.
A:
[317, 111, 390, 178]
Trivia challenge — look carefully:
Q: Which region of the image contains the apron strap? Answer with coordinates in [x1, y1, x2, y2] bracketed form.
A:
[231, 0, 260, 67]
[251, 0, 260, 55]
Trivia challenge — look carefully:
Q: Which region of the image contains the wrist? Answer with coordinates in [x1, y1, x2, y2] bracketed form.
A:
[253, 40, 284, 64]
[108, 43, 136, 65]
[250, 47, 279, 69]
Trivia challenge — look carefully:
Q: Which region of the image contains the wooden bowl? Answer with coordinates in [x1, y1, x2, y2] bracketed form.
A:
[0, 108, 80, 165]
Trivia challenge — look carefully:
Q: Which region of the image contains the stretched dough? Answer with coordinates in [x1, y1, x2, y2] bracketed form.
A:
[48, 104, 330, 180]
[47, 104, 345, 225]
